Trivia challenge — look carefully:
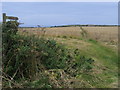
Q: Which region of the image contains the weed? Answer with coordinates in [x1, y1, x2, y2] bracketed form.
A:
[62, 36, 67, 39]
[88, 39, 97, 44]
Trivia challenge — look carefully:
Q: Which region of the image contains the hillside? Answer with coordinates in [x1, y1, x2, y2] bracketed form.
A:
[18, 26, 118, 88]
[2, 23, 118, 88]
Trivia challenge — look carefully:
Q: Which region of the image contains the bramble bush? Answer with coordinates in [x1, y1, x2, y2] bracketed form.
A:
[2, 21, 70, 79]
[2, 21, 95, 88]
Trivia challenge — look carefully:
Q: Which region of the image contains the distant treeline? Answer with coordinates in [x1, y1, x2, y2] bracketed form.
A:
[19, 24, 118, 28]
[50, 25, 118, 27]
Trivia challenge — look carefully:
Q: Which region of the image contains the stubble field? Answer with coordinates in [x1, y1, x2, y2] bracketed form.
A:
[18, 26, 118, 42]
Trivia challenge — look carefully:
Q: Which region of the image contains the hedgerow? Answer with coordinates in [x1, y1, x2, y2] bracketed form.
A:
[2, 21, 95, 88]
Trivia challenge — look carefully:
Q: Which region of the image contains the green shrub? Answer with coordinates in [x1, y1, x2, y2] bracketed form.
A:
[2, 21, 95, 88]
[64, 49, 95, 77]
[2, 21, 69, 79]
[88, 39, 97, 44]
[62, 36, 67, 38]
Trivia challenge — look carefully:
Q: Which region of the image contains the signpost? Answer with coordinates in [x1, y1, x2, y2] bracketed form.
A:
[3, 13, 19, 24]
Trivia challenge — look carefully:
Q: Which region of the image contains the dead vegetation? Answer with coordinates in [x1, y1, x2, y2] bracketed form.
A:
[18, 26, 118, 44]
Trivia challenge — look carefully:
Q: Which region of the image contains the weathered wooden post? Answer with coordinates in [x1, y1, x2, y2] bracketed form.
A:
[2, 13, 19, 24]
[3, 13, 6, 24]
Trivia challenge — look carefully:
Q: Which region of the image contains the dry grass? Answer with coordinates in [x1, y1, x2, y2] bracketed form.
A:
[18, 26, 118, 43]
[18, 27, 82, 38]
[83, 27, 118, 42]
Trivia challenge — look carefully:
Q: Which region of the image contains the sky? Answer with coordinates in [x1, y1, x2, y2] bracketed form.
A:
[2, 2, 118, 27]
[1, 0, 119, 2]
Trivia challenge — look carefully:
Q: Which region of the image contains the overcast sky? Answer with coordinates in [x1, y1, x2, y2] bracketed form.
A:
[2, 2, 118, 27]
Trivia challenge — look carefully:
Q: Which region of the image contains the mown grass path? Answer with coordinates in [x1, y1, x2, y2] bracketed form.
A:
[53, 37, 118, 88]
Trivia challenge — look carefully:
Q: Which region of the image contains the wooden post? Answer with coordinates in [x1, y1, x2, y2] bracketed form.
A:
[3, 13, 6, 24]
[3, 13, 19, 24]
[6, 16, 18, 20]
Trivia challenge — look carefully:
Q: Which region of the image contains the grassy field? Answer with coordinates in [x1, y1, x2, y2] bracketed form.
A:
[17, 26, 118, 88]
[19, 26, 118, 42]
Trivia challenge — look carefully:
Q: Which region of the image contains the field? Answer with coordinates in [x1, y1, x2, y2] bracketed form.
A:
[3, 24, 118, 88]
[18, 26, 118, 49]
[19, 26, 118, 41]
[17, 26, 118, 88]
